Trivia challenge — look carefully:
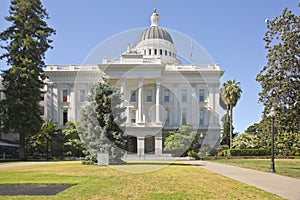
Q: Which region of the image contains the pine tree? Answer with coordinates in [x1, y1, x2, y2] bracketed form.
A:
[0, 0, 55, 160]
[78, 81, 127, 164]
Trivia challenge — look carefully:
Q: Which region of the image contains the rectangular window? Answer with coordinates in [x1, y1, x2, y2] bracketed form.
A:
[149, 49, 151, 55]
[160, 49, 163, 55]
[63, 110, 68, 125]
[40, 106, 44, 116]
[130, 90, 136, 102]
[80, 89, 85, 102]
[182, 110, 187, 125]
[165, 109, 169, 125]
[146, 110, 152, 123]
[146, 89, 152, 102]
[62, 89, 68, 102]
[164, 89, 170, 102]
[130, 110, 136, 123]
[199, 110, 204, 126]
[182, 89, 187, 102]
[154, 49, 157, 55]
[199, 89, 205, 102]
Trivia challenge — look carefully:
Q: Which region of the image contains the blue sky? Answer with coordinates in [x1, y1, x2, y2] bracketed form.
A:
[0, 0, 299, 133]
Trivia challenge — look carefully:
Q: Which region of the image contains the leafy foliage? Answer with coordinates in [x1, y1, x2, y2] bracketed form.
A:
[78, 81, 127, 164]
[164, 125, 200, 157]
[27, 120, 62, 160]
[256, 6, 300, 133]
[62, 122, 84, 157]
[0, 0, 55, 160]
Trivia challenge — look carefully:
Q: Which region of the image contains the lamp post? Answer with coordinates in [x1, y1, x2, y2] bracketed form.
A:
[269, 107, 276, 173]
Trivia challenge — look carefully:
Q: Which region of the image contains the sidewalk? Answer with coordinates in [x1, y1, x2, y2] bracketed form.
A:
[0, 162, 47, 169]
[182, 160, 300, 200]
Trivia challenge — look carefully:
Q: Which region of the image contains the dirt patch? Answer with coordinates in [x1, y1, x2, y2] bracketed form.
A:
[0, 184, 73, 196]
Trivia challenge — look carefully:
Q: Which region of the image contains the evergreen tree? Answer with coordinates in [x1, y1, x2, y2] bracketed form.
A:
[78, 81, 127, 164]
[256, 5, 300, 133]
[62, 122, 84, 157]
[0, 0, 55, 160]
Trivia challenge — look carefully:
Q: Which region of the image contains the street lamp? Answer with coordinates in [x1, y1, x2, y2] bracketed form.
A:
[269, 106, 276, 173]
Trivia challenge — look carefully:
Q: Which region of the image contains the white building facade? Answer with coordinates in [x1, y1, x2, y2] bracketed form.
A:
[44, 10, 224, 157]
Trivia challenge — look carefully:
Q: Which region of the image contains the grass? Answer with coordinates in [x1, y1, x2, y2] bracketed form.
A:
[0, 161, 283, 200]
[211, 159, 300, 179]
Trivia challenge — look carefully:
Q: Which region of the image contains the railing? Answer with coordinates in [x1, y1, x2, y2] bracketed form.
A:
[46, 65, 99, 71]
[166, 64, 220, 71]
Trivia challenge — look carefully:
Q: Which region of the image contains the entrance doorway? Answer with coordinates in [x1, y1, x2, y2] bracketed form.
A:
[145, 136, 155, 154]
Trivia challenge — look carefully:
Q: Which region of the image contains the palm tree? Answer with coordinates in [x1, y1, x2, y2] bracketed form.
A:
[220, 80, 242, 148]
[40, 120, 60, 160]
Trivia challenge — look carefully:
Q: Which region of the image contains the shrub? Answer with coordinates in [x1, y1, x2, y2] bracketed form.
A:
[187, 150, 199, 160]
[223, 149, 270, 157]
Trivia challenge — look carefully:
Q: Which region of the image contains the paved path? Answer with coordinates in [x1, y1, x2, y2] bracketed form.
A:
[182, 160, 300, 200]
[0, 162, 47, 169]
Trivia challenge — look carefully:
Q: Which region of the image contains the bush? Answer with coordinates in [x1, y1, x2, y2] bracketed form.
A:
[223, 149, 270, 157]
[187, 150, 199, 160]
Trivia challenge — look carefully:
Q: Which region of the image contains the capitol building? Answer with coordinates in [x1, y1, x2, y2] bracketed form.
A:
[2, 10, 224, 158]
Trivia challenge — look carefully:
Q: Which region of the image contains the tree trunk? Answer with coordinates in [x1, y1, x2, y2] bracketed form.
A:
[226, 104, 229, 147]
[19, 134, 26, 160]
[230, 104, 233, 149]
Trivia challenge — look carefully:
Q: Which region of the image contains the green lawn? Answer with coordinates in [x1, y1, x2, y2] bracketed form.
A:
[211, 159, 300, 179]
[0, 161, 283, 200]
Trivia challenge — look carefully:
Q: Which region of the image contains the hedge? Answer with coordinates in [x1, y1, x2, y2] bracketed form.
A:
[223, 149, 271, 157]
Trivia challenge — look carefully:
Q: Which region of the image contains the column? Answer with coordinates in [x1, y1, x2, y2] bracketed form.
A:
[69, 83, 75, 122]
[156, 81, 161, 123]
[137, 137, 145, 156]
[138, 78, 143, 123]
[173, 86, 179, 125]
[155, 136, 163, 155]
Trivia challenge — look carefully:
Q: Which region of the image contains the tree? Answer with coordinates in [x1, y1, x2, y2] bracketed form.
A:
[220, 80, 242, 148]
[78, 81, 127, 164]
[0, 0, 55, 160]
[256, 5, 300, 133]
[164, 125, 200, 157]
[62, 122, 84, 157]
[28, 120, 61, 160]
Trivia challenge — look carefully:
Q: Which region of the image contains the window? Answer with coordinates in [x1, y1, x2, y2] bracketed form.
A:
[40, 106, 44, 116]
[62, 89, 68, 102]
[63, 110, 68, 125]
[164, 89, 170, 102]
[146, 110, 152, 123]
[149, 49, 151, 55]
[130, 90, 136, 102]
[199, 89, 205, 102]
[165, 50, 168, 56]
[144, 50, 146, 55]
[199, 110, 204, 126]
[169, 51, 171, 56]
[160, 49, 163, 55]
[182, 89, 187, 102]
[80, 89, 85, 102]
[154, 49, 157, 55]
[130, 110, 136, 123]
[165, 109, 169, 125]
[182, 110, 187, 125]
[146, 89, 152, 102]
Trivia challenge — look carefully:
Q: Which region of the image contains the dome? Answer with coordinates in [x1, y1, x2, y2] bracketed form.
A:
[138, 26, 173, 43]
[138, 9, 174, 44]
